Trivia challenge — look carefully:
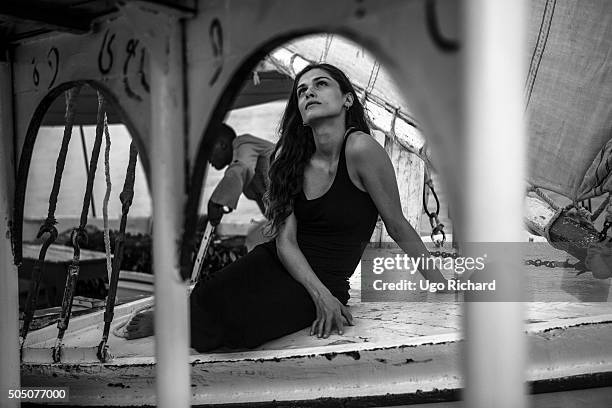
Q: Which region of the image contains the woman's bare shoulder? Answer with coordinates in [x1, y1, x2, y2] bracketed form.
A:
[345, 131, 386, 161]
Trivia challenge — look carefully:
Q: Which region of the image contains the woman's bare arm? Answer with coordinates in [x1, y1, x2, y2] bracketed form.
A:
[276, 212, 354, 337]
[346, 132, 446, 283]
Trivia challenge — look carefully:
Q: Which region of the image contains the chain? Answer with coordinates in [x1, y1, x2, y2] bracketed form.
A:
[430, 250, 460, 259]
[524, 259, 576, 268]
[430, 251, 579, 269]
[423, 176, 445, 247]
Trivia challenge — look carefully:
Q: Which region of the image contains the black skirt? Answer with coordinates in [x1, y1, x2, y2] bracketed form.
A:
[190, 243, 319, 350]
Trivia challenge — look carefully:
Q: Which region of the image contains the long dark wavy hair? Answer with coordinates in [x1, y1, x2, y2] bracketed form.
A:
[263, 63, 371, 236]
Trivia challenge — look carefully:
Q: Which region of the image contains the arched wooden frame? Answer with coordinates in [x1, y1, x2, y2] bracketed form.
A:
[179, 23, 460, 277]
[12, 81, 149, 269]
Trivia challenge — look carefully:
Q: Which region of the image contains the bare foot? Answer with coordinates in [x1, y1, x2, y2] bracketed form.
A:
[125, 310, 154, 340]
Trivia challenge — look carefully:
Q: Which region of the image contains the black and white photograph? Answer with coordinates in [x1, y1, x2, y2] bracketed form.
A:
[0, 1, 611, 407]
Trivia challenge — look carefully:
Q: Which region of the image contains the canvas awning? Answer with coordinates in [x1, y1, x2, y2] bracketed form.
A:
[525, 0, 612, 201]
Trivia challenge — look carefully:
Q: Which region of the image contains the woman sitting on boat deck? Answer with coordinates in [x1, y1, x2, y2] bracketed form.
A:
[127, 63, 443, 350]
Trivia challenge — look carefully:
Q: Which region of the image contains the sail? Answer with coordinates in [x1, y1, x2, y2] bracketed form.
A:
[526, 0, 612, 201]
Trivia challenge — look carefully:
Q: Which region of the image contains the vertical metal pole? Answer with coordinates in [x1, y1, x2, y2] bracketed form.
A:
[463, 1, 527, 407]
[149, 17, 190, 408]
[0, 54, 20, 408]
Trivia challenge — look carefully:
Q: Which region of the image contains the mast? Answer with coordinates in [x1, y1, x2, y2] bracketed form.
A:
[463, 1, 527, 407]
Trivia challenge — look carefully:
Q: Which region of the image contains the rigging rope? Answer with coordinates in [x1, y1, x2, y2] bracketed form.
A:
[319, 33, 334, 62]
[364, 61, 381, 96]
[20, 86, 82, 347]
[359, 90, 369, 107]
[53, 91, 106, 363]
[529, 185, 563, 211]
[600, 198, 612, 241]
[79, 125, 96, 217]
[97, 141, 139, 362]
[370, 63, 380, 93]
[102, 113, 112, 283]
[591, 193, 610, 222]
[365, 61, 376, 92]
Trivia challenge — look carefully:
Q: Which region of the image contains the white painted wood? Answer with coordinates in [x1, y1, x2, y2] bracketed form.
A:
[383, 132, 424, 242]
[0, 58, 20, 408]
[463, 1, 527, 407]
[370, 128, 424, 244]
[524, 195, 557, 237]
[18, 241, 612, 404]
[121, 4, 190, 407]
[10, 16, 152, 174]
[372, 134, 424, 244]
[149, 21, 190, 408]
[183, 0, 463, 207]
[4, 1, 510, 405]
[19, 293, 612, 405]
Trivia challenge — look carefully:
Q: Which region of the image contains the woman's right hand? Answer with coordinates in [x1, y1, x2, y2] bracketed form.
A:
[310, 288, 354, 338]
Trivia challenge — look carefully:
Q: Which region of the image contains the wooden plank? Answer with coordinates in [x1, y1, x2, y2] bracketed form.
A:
[0, 3, 93, 34]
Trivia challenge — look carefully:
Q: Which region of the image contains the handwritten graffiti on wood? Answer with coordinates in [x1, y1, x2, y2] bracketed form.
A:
[27, 28, 150, 99]
[138, 48, 150, 93]
[97, 29, 150, 101]
[123, 39, 142, 101]
[32, 58, 39, 86]
[47, 47, 59, 89]
[98, 30, 116, 74]
[208, 18, 223, 86]
[31, 47, 60, 89]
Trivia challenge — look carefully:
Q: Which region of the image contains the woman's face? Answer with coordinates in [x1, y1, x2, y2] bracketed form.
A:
[296, 68, 351, 126]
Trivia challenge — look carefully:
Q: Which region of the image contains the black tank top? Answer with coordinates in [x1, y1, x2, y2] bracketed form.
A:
[290, 129, 379, 302]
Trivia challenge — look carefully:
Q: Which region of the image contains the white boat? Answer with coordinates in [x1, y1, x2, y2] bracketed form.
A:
[20, 257, 612, 406]
[1, 0, 611, 406]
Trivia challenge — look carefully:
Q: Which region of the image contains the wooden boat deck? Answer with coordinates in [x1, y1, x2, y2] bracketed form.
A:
[20, 243, 612, 406]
